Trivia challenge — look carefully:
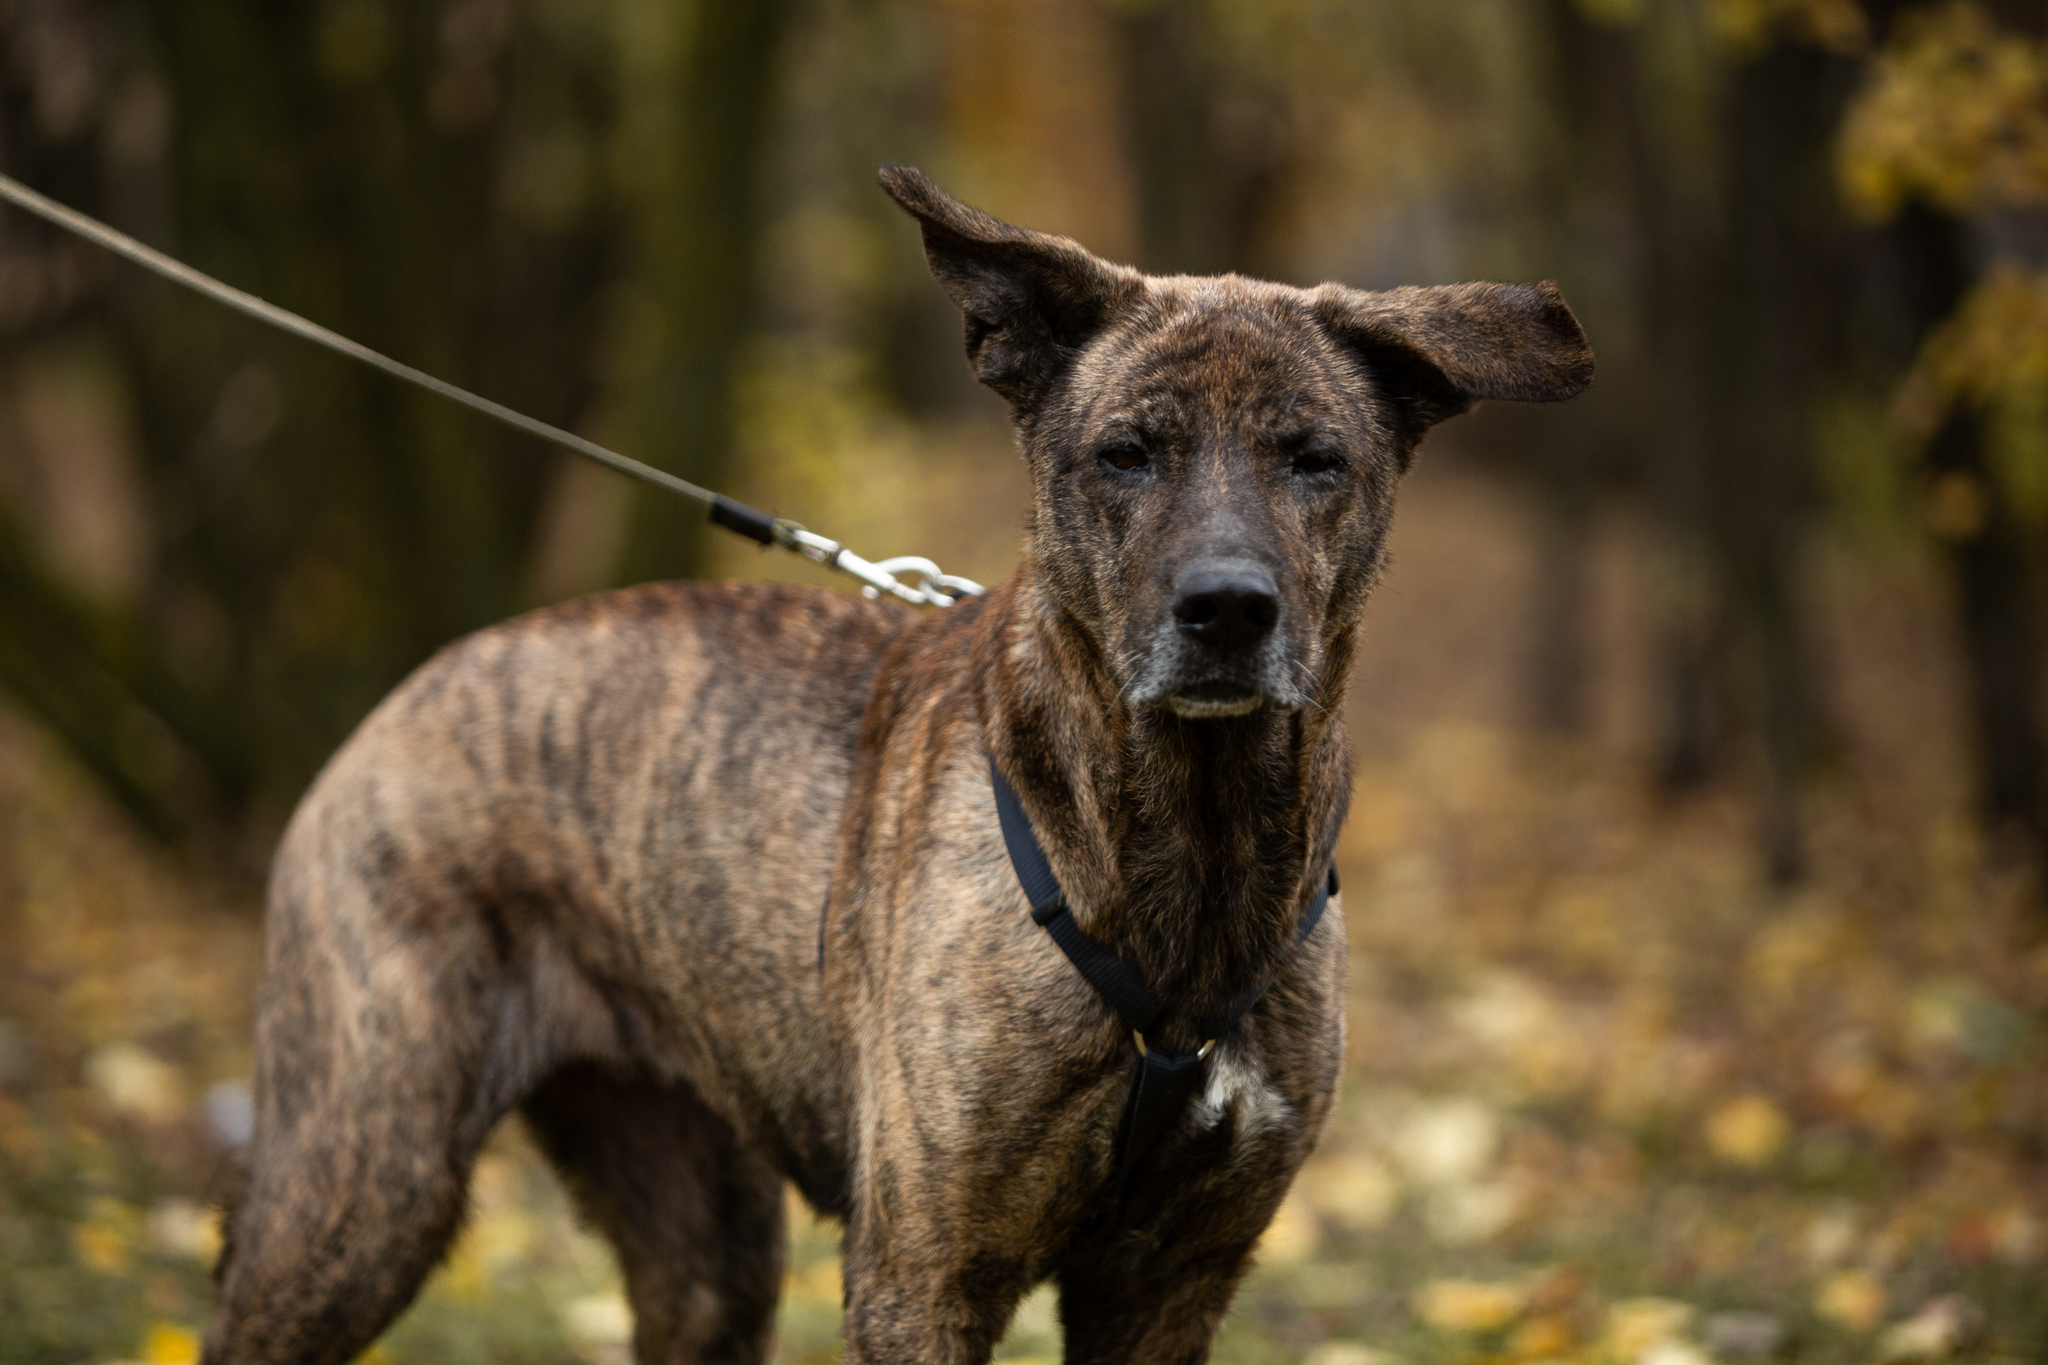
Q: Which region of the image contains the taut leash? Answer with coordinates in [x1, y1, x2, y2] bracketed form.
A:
[0, 171, 983, 609]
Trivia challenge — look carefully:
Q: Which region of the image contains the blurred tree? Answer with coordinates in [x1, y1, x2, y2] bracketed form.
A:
[612, 0, 796, 585]
[1521, 0, 1636, 740]
[0, 0, 791, 853]
[1532, 0, 1860, 880]
[6, 0, 2047, 903]
[1113, 0, 1293, 278]
[1844, 0, 2048, 872]
[1700, 19, 1861, 881]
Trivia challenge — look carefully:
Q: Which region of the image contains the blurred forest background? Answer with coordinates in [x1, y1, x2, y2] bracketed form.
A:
[3, 0, 2048, 1361]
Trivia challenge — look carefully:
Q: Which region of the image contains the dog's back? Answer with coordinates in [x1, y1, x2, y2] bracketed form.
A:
[216, 579, 900, 1362]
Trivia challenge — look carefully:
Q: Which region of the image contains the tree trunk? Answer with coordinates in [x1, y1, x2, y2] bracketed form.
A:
[1114, 2, 1289, 279]
[1891, 203, 2048, 862]
[616, 0, 797, 585]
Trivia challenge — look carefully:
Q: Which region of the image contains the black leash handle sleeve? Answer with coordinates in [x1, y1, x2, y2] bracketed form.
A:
[710, 495, 779, 546]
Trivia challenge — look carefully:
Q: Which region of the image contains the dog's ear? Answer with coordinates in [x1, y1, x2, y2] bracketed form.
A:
[1311, 281, 1595, 460]
[880, 165, 1141, 413]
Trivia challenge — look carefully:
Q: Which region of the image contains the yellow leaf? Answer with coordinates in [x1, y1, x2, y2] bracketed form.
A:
[84, 1043, 184, 1124]
[1394, 1097, 1500, 1186]
[72, 1221, 129, 1275]
[1509, 1313, 1576, 1358]
[1705, 1094, 1790, 1167]
[1896, 267, 2048, 440]
[141, 1323, 199, 1365]
[1415, 1278, 1526, 1333]
[1837, 3, 2048, 220]
[1875, 1294, 1983, 1361]
[1602, 1298, 1696, 1362]
[1306, 1152, 1400, 1232]
[1815, 1269, 1888, 1332]
[1304, 1344, 1403, 1365]
[146, 1199, 222, 1266]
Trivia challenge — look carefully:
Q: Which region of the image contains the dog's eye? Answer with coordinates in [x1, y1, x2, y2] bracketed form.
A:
[1291, 448, 1345, 476]
[1099, 444, 1150, 473]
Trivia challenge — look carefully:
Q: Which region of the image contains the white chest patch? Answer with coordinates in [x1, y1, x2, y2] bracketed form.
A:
[1192, 1046, 1292, 1142]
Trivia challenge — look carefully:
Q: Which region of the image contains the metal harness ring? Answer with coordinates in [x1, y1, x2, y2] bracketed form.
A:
[1133, 1029, 1216, 1060]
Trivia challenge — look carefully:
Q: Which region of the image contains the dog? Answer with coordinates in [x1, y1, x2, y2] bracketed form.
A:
[200, 166, 1591, 1365]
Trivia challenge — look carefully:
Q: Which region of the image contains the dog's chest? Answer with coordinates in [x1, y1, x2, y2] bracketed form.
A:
[1191, 1045, 1292, 1141]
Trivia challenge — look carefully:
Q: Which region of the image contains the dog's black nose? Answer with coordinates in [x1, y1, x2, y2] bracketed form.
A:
[1172, 561, 1280, 655]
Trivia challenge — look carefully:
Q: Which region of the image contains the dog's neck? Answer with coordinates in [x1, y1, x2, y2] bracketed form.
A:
[973, 563, 1353, 1047]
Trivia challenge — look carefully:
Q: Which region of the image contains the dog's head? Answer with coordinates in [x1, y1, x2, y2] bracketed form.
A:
[882, 166, 1593, 720]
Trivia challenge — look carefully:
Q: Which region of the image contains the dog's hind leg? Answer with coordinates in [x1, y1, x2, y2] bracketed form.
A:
[522, 1061, 787, 1365]
[200, 813, 559, 1364]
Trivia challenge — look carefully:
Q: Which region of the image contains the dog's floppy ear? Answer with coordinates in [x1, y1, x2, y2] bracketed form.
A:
[880, 165, 1141, 413]
[1311, 281, 1595, 460]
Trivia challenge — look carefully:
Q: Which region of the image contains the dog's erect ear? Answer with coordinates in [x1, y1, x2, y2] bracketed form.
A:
[1312, 281, 1595, 460]
[880, 165, 1141, 413]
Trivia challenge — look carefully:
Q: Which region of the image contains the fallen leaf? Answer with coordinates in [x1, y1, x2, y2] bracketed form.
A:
[1641, 1342, 1714, 1365]
[146, 1199, 221, 1264]
[1303, 1344, 1402, 1365]
[1706, 1094, 1790, 1166]
[1394, 1097, 1501, 1186]
[1312, 1152, 1401, 1232]
[1815, 1269, 1887, 1333]
[1509, 1312, 1575, 1358]
[84, 1043, 183, 1124]
[72, 1218, 130, 1275]
[1602, 1298, 1695, 1362]
[1415, 1278, 1526, 1333]
[141, 1324, 199, 1365]
[1876, 1294, 1984, 1361]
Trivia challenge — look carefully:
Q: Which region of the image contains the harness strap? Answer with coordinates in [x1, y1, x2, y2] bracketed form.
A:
[1113, 1046, 1210, 1203]
[991, 768, 1165, 1030]
[988, 759, 1336, 1224]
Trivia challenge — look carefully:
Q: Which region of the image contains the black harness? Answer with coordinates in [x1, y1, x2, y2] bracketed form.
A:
[988, 761, 1336, 1224]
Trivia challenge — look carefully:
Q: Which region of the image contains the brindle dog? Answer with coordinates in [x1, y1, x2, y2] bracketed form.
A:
[201, 167, 1592, 1365]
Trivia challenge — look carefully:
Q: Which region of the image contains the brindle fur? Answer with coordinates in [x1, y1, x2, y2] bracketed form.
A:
[202, 168, 1592, 1365]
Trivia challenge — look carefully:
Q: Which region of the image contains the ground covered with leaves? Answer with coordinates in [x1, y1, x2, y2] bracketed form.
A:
[1, 465, 2042, 1365]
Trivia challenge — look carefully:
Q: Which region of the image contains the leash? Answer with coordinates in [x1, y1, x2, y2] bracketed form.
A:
[988, 761, 1335, 1226]
[0, 171, 983, 610]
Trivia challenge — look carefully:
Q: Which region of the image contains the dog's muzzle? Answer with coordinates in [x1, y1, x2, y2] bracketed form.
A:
[1131, 558, 1300, 719]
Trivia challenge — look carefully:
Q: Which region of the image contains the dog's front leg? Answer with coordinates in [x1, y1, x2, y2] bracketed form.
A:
[1053, 1240, 1261, 1365]
[837, 1178, 1037, 1365]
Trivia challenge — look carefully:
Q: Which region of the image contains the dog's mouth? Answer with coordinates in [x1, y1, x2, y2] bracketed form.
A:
[1164, 680, 1264, 719]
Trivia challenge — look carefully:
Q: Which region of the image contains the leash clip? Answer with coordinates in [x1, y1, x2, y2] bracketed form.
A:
[775, 522, 984, 607]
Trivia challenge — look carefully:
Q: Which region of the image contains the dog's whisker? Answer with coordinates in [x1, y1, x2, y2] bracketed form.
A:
[1290, 659, 1331, 717]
